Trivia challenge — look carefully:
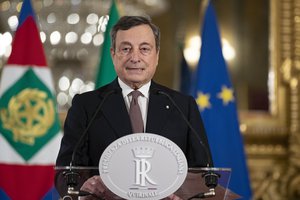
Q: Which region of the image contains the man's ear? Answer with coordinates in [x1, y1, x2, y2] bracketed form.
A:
[110, 47, 115, 56]
[156, 49, 160, 64]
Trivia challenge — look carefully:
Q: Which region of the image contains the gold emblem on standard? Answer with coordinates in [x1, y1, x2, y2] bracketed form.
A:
[0, 88, 55, 145]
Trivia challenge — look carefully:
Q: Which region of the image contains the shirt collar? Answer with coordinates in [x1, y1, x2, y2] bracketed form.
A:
[118, 78, 151, 98]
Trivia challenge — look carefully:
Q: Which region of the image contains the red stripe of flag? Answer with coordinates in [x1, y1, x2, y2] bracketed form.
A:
[7, 16, 47, 67]
[0, 164, 55, 200]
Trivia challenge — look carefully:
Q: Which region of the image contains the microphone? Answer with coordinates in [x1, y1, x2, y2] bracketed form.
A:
[64, 88, 121, 197]
[151, 88, 213, 167]
[151, 88, 219, 199]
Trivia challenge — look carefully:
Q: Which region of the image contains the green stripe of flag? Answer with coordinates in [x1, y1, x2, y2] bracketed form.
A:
[95, 0, 119, 88]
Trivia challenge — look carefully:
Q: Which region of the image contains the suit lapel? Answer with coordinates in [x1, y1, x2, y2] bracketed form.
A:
[99, 80, 132, 138]
[146, 83, 171, 134]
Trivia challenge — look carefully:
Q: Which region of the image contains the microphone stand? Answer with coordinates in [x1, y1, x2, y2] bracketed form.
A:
[186, 171, 220, 199]
[62, 89, 119, 199]
[154, 89, 220, 199]
[64, 165, 80, 196]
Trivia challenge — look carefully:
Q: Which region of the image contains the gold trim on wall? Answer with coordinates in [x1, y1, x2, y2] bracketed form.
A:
[241, 0, 300, 199]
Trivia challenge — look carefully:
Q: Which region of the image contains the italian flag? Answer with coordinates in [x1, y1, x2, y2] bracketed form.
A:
[0, 0, 62, 199]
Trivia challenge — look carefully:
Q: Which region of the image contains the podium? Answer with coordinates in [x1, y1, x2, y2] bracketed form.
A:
[54, 166, 240, 200]
[55, 133, 240, 199]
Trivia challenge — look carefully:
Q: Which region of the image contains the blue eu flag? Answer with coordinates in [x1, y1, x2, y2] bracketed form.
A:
[193, 2, 252, 199]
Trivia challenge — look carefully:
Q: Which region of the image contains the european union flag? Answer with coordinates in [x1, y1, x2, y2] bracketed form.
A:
[193, 2, 252, 199]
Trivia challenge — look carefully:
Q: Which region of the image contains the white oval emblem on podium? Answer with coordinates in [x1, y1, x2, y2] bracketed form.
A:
[99, 133, 188, 200]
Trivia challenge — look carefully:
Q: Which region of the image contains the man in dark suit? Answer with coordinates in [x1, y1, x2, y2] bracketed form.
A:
[56, 15, 212, 200]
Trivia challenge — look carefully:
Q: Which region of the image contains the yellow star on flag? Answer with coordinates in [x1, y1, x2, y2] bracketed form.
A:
[217, 85, 235, 105]
[196, 92, 211, 111]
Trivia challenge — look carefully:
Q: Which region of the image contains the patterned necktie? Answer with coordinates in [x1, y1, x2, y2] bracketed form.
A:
[129, 90, 144, 133]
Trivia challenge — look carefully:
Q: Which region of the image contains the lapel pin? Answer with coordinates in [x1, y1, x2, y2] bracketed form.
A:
[166, 105, 170, 109]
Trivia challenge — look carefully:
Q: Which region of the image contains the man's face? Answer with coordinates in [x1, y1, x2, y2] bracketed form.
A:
[111, 24, 159, 89]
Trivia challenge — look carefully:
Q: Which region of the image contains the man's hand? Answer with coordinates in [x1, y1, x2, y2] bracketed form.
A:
[79, 175, 182, 200]
[164, 193, 183, 200]
[79, 175, 117, 200]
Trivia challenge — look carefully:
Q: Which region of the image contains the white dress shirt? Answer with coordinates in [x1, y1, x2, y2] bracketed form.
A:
[118, 78, 150, 131]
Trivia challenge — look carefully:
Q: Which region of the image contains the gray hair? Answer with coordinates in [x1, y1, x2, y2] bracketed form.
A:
[111, 15, 160, 51]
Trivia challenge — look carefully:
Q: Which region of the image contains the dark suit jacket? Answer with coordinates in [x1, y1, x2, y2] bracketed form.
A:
[56, 79, 212, 168]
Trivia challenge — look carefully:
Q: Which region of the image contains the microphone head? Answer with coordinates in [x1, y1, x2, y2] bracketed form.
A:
[114, 88, 122, 94]
[112, 88, 122, 94]
[150, 88, 162, 95]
